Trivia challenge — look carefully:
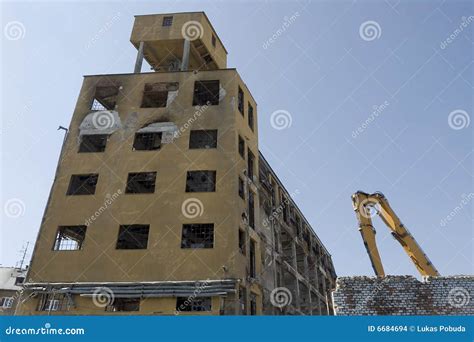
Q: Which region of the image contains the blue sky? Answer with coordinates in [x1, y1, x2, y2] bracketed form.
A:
[1, 0, 472, 278]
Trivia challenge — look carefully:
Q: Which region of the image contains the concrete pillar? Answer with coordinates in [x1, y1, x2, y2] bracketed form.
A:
[181, 39, 191, 71]
[134, 41, 144, 73]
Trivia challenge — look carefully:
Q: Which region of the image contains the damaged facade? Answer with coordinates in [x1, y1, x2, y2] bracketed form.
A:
[0, 267, 26, 315]
[18, 12, 336, 315]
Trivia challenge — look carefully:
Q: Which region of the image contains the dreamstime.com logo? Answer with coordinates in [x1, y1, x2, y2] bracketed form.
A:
[92, 287, 115, 308]
[3, 198, 25, 218]
[92, 111, 116, 130]
[358, 198, 380, 219]
[181, 21, 203, 41]
[270, 287, 292, 309]
[448, 287, 470, 308]
[359, 20, 382, 41]
[270, 110, 292, 130]
[4, 323, 85, 336]
[4, 21, 26, 40]
[448, 109, 470, 130]
[181, 198, 204, 219]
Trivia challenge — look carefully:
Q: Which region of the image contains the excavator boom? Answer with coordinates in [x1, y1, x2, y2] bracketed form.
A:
[352, 191, 439, 277]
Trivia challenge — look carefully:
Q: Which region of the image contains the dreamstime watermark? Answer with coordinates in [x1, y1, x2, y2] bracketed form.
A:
[174, 280, 210, 315]
[357, 198, 381, 219]
[352, 101, 389, 139]
[448, 109, 470, 130]
[181, 198, 204, 219]
[270, 287, 292, 309]
[85, 190, 122, 226]
[440, 16, 474, 50]
[181, 21, 204, 41]
[270, 110, 292, 130]
[92, 111, 117, 130]
[439, 193, 474, 228]
[5, 323, 85, 336]
[448, 287, 470, 308]
[359, 20, 382, 41]
[92, 287, 115, 308]
[175, 102, 211, 139]
[262, 12, 300, 49]
[4, 198, 25, 218]
[4, 21, 26, 40]
[84, 12, 121, 51]
[262, 189, 300, 228]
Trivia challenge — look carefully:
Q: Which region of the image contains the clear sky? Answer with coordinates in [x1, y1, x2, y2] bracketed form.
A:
[1, 0, 472, 278]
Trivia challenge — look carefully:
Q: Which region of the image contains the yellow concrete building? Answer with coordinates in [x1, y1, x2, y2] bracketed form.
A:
[18, 12, 336, 315]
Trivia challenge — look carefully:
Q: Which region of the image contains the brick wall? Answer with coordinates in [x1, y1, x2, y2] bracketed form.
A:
[332, 276, 473, 315]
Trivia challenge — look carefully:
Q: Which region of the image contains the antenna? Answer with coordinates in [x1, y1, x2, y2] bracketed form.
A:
[17, 242, 30, 270]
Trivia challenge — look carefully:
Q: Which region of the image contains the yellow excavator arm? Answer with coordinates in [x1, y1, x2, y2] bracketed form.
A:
[351, 191, 439, 277]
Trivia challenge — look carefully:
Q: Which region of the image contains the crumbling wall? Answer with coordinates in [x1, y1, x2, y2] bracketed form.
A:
[332, 276, 473, 315]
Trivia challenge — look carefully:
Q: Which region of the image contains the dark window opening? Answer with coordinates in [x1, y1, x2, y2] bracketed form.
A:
[238, 177, 245, 199]
[239, 287, 247, 315]
[186, 171, 216, 192]
[193, 80, 220, 106]
[203, 55, 214, 65]
[181, 224, 214, 249]
[107, 298, 140, 312]
[250, 239, 256, 278]
[39, 294, 70, 312]
[53, 226, 87, 251]
[162, 16, 173, 27]
[116, 225, 149, 250]
[126, 172, 156, 194]
[250, 293, 257, 315]
[133, 132, 162, 151]
[247, 149, 255, 180]
[211, 35, 216, 47]
[189, 130, 217, 149]
[248, 103, 254, 131]
[66, 174, 98, 195]
[248, 190, 255, 229]
[79, 135, 107, 153]
[176, 297, 211, 312]
[90, 85, 119, 111]
[238, 87, 244, 114]
[15, 277, 25, 286]
[239, 229, 246, 255]
[141, 82, 178, 108]
[238, 135, 245, 159]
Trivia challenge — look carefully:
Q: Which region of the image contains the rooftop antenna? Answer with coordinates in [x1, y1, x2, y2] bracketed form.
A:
[17, 242, 30, 270]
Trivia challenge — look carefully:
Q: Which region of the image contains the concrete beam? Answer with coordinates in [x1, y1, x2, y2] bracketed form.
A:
[134, 41, 144, 73]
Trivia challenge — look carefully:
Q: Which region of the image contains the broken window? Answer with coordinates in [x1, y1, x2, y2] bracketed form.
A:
[248, 190, 255, 229]
[176, 297, 211, 312]
[248, 103, 254, 131]
[238, 87, 244, 115]
[250, 293, 257, 315]
[249, 239, 256, 278]
[181, 224, 214, 249]
[79, 134, 108, 153]
[53, 226, 87, 251]
[185, 171, 216, 192]
[141, 82, 178, 108]
[193, 80, 220, 106]
[239, 287, 247, 315]
[189, 130, 217, 149]
[0, 297, 14, 309]
[133, 132, 162, 151]
[162, 16, 173, 27]
[38, 294, 70, 312]
[126, 172, 156, 194]
[238, 135, 245, 159]
[90, 85, 119, 110]
[106, 298, 140, 312]
[14, 277, 25, 286]
[247, 149, 254, 180]
[239, 229, 246, 255]
[116, 225, 149, 249]
[66, 174, 98, 195]
[238, 177, 245, 199]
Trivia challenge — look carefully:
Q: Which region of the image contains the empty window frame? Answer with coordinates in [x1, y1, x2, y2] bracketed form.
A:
[238, 87, 244, 115]
[38, 294, 70, 312]
[162, 16, 173, 27]
[66, 174, 98, 195]
[79, 134, 108, 153]
[15, 277, 25, 286]
[239, 229, 246, 255]
[189, 130, 217, 149]
[250, 293, 257, 315]
[193, 80, 220, 106]
[116, 225, 149, 249]
[181, 224, 214, 249]
[106, 298, 140, 312]
[53, 226, 87, 251]
[133, 132, 162, 151]
[249, 239, 256, 278]
[238, 135, 245, 159]
[141, 83, 178, 108]
[248, 103, 254, 131]
[125, 172, 157, 194]
[247, 149, 255, 180]
[238, 177, 245, 199]
[0, 297, 14, 309]
[90, 85, 119, 111]
[185, 171, 216, 192]
[176, 297, 211, 312]
[248, 190, 255, 229]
